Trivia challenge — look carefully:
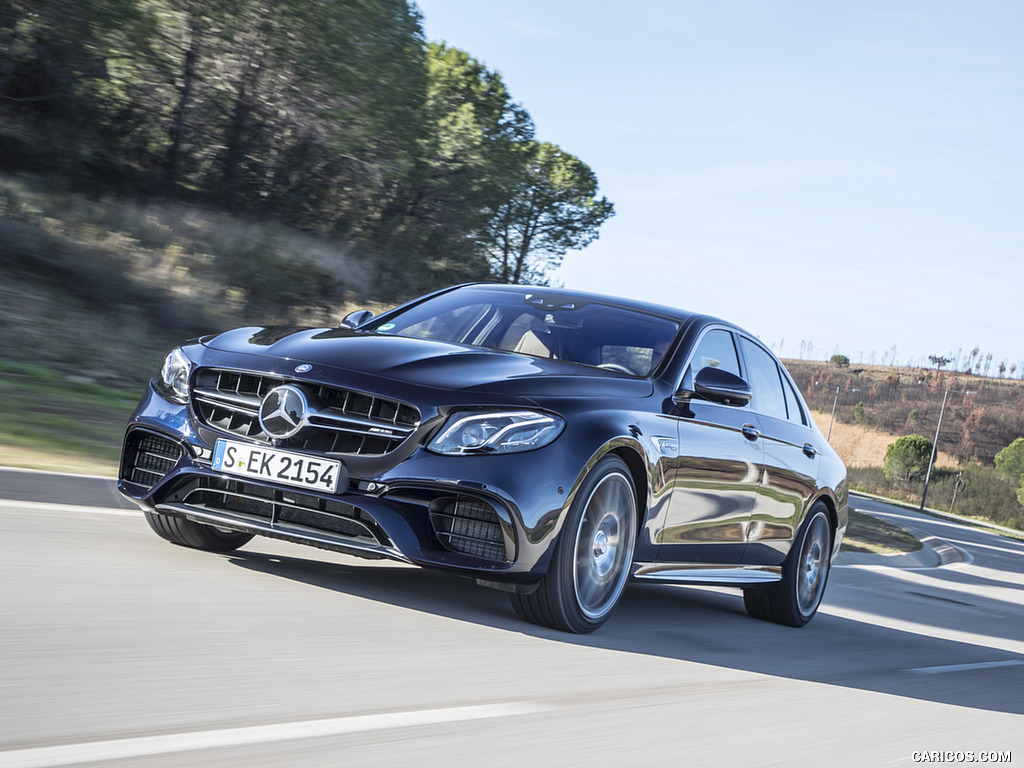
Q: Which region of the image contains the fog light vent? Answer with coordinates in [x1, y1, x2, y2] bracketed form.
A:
[430, 497, 508, 563]
[121, 431, 183, 489]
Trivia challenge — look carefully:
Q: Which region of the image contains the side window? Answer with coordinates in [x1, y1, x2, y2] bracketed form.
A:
[782, 374, 808, 426]
[682, 329, 742, 388]
[738, 337, 787, 420]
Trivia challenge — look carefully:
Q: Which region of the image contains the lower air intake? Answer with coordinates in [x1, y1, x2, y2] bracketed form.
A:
[430, 497, 509, 563]
[122, 430, 183, 489]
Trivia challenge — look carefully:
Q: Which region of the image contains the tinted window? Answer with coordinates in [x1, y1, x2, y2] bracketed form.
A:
[390, 303, 491, 341]
[781, 373, 808, 426]
[739, 337, 787, 420]
[685, 329, 741, 381]
[366, 287, 680, 377]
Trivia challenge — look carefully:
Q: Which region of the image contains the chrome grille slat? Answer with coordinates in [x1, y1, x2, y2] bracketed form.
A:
[192, 368, 420, 456]
[193, 388, 262, 413]
[308, 409, 416, 437]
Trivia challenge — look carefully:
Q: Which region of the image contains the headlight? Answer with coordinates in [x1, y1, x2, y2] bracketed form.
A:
[154, 348, 192, 405]
[428, 411, 564, 455]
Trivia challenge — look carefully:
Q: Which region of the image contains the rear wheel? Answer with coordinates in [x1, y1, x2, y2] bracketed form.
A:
[744, 503, 832, 627]
[144, 511, 254, 552]
[510, 455, 637, 633]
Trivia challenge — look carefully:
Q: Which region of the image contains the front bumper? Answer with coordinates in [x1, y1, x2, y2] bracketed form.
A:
[119, 405, 581, 584]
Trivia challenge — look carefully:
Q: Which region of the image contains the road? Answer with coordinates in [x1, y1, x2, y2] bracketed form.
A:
[1, 468, 1022, 767]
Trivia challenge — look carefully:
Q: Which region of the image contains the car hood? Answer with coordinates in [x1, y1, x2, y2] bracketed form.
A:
[201, 326, 653, 399]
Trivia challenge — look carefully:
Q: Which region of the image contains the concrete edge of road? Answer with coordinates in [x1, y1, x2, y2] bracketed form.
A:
[835, 530, 968, 569]
[838, 491, 975, 569]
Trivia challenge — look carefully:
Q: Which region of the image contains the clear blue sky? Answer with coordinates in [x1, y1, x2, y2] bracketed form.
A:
[414, 0, 1023, 372]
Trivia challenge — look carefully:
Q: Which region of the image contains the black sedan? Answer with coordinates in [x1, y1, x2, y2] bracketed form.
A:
[119, 283, 847, 633]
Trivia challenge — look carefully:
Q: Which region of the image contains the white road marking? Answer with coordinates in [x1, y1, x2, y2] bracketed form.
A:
[0, 499, 140, 517]
[906, 660, 1024, 675]
[820, 605, 1024, 657]
[855, 562, 1024, 602]
[0, 703, 551, 768]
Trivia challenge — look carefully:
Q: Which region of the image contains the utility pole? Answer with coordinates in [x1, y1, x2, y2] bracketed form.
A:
[919, 385, 975, 512]
[819, 384, 859, 442]
[919, 387, 949, 512]
[828, 386, 839, 441]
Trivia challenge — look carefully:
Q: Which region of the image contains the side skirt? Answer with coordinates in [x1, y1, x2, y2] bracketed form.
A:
[632, 563, 782, 586]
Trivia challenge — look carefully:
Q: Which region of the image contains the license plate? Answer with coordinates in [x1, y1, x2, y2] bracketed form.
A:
[212, 440, 342, 494]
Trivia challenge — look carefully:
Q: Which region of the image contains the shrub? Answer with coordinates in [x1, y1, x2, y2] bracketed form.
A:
[995, 438, 1024, 484]
[883, 434, 933, 484]
[995, 438, 1024, 508]
[846, 464, 1023, 530]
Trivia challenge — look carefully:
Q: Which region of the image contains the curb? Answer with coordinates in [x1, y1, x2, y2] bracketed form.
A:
[835, 532, 967, 568]
[836, 496, 972, 569]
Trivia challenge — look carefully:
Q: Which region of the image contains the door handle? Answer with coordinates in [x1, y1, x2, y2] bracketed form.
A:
[742, 424, 761, 441]
[802, 442, 817, 458]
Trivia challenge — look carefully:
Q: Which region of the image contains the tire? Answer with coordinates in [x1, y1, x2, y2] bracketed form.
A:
[510, 455, 637, 633]
[144, 510, 254, 552]
[744, 503, 832, 627]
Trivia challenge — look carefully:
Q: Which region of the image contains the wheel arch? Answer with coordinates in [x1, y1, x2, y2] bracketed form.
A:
[805, 491, 840, 557]
[608, 445, 649, 537]
[812, 492, 838, 531]
[567, 439, 651, 544]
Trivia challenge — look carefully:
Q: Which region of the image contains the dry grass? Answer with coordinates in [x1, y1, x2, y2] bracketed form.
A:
[787, 359, 1024, 466]
[811, 411, 958, 469]
[842, 510, 922, 554]
[0, 444, 117, 476]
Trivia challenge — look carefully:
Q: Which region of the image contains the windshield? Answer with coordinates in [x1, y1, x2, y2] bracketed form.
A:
[365, 287, 680, 377]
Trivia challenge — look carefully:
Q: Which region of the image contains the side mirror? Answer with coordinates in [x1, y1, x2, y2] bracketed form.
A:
[339, 309, 375, 329]
[675, 366, 752, 407]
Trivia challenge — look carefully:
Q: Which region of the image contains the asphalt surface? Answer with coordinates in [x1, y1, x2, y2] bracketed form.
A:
[1, 467, 1022, 768]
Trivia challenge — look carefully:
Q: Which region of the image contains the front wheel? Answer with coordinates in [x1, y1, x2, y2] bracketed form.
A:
[510, 455, 637, 633]
[744, 504, 833, 627]
[145, 510, 254, 552]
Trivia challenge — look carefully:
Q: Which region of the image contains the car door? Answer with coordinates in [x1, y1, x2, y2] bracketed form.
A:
[735, 336, 821, 566]
[658, 328, 763, 564]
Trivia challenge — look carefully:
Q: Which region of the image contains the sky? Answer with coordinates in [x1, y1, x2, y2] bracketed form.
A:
[413, 0, 1023, 371]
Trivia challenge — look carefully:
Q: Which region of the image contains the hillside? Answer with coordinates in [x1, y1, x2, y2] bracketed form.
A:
[808, 412, 958, 470]
[785, 360, 1024, 467]
[0, 174, 376, 389]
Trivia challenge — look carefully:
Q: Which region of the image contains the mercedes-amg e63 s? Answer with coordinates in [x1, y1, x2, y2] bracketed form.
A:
[119, 283, 847, 633]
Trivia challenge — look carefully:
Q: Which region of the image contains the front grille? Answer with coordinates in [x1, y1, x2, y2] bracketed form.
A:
[430, 497, 509, 563]
[191, 369, 420, 456]
[122, 431, 183, 489]
[175, 477, 385, 546]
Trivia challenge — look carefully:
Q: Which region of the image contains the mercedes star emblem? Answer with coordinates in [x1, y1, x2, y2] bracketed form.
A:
[258, 384, 309, 439]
